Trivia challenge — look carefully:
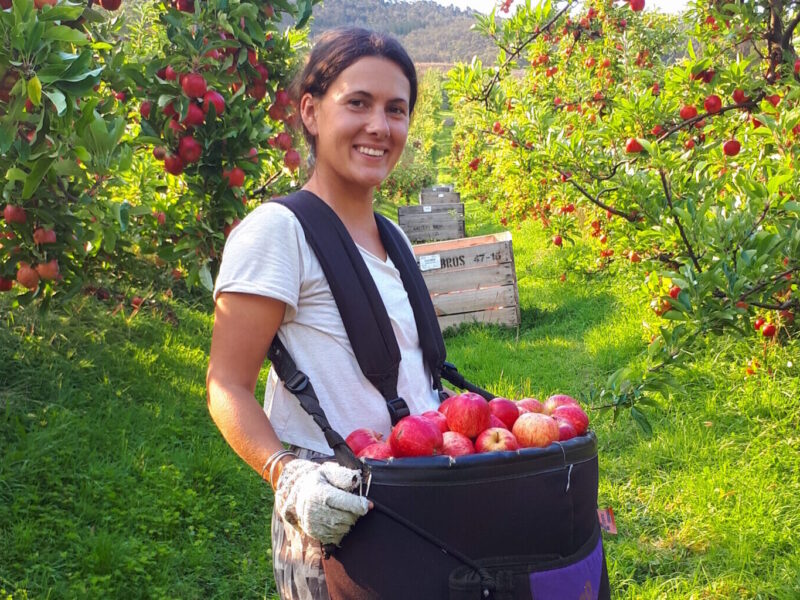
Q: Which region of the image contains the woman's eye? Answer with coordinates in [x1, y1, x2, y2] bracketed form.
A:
[349, 99, 364, 108]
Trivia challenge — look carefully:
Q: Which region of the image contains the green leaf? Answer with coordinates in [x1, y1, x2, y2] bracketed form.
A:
[22, 156, 55, 200]
[27, 76, 42, 107]
[5, 168, 28, 183]
[43, 89, 66, 115]
[118, 201, 130, 232]
[42, 25, 89, 45]
[630, 406, 652, 435]
[198, 263, 213, 292]
[36, 3, 85, 21]
[295, 0, 313, 28]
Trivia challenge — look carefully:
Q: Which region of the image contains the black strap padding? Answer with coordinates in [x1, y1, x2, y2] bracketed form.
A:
[375, 214, 447, 390]
[272, 192, 404, 405]
[267, 336, 362, 472]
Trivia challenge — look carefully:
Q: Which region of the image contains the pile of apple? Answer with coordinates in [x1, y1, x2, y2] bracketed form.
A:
[346, 393, 590, 460]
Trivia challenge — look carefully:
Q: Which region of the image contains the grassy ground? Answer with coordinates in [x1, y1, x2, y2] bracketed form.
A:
[2, 195, 799, 598]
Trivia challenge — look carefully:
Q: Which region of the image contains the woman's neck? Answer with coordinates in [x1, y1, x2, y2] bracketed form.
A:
[302, 170, 375, 230]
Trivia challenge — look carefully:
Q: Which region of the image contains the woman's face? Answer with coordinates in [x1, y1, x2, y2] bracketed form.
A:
[301, 56, 411, 194]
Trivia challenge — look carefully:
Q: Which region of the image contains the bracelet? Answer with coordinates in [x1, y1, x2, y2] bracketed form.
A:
[260, 449, 296, 482]
[269, 451, 297, 490]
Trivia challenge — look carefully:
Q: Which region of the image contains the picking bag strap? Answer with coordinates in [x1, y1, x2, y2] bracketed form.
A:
[267, 336, 362, 472]
[272, 192, 402, 404]
[374, 214, 447, 390]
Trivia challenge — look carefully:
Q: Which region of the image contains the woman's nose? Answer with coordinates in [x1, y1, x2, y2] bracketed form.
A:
[365, 108, 390, 137]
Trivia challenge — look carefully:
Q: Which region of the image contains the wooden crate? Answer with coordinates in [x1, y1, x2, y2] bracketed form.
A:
[397, 203, 465, 243]
[413, 232, 521, 331]
[419, 189, 460, 205]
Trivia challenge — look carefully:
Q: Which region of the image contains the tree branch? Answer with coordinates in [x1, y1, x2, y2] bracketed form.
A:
[561, 171, 635, 221]
[660, 169, 702, 272]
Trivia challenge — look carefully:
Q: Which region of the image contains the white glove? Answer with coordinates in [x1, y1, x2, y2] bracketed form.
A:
[274, 458, 370, 546]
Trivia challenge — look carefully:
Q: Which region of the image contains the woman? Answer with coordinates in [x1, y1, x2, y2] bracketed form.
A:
[206, 28, 440, 599]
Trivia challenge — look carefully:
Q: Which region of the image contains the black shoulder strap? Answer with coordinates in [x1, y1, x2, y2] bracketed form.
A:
[374, 213, 446, 389]
[272, 190, 445, 423]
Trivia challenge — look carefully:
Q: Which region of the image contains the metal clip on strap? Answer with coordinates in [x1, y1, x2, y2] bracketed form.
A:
[284, 371, 309, 394]
[386, 397, 410, 425]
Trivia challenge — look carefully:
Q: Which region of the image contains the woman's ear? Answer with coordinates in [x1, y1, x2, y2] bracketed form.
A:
[299, 93, 319, 137]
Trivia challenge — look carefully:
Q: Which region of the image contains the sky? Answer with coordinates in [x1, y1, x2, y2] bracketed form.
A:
[433, 0, 690, 15]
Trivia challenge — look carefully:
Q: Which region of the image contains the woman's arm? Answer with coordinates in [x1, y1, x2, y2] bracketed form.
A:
[206, 291, 294, 488]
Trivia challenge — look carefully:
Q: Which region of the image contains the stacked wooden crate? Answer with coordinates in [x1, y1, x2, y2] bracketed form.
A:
[399, 185, 521, 331]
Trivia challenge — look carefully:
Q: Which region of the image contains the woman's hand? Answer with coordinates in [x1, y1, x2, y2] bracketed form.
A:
[274, 459, 370, 546]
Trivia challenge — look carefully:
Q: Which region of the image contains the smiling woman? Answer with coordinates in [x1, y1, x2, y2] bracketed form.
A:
[205, 29, 438, 600]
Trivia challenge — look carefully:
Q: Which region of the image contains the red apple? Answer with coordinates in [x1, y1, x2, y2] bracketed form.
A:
[443, 392, 491, 439]
[512, 413, 559, 448]
[723, 139, 741, 157]
[761, 323, 776, 338]
[489, 414, 509, 430]
[164, 154, 184, 175]
[139, 101, 152, 120]
[679, 105, 698, 120]
[275, 89, 291, 106]
[284, 149, 301, 172]
[474, 427, 519, 453]
[178, 135, 202, 163]
[489, 398, 519, 429]
[732, 89, 747, 104]
[223, 167, 245, 188]
[0, 277, 13, 292]
[346, 428, 383, 455]
[421, 410, 449, 433]
[669, 285, 681, 299]
[276, 132, 292, 151]
[441, 431, 475, 457]
[552, 404, 589, 436]
[181, 73, 207, 98]
[543, 394, 579, 414]
[389, 415, 443, 457]
[3, 204, 27, 224]
[703, 94, 722, 114]
[100, 0, 122, 11]
[203, 90, 225, 115]
[625, 138, 644, 153]
[164, 65, 178, 81]
[16, 263, 39, 290]
[517, 398, 545, 414]
[553, 235, 562, 247]
[357, 441, 393, 460]
[33, 228, 56, 245]
[629, 0, 644, 11]
[556, 419, 577, 441]
[182, 103, 205, 127]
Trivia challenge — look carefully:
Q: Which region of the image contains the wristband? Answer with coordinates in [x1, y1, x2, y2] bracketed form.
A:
[260, 449, 296, 482]
[269, 451, 297, 490]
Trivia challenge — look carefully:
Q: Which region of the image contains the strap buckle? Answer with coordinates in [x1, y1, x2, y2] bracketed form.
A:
[284, 371, 309, 394]
[386, 397, 410, 425]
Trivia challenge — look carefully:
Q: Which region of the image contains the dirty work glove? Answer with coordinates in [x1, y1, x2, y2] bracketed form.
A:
[274, 459, 370, 546]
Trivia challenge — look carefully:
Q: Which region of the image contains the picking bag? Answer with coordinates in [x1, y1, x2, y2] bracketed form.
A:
[323, 433, 609, 600]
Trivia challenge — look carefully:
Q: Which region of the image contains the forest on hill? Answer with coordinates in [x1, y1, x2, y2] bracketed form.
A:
[307, 0, 498, 64]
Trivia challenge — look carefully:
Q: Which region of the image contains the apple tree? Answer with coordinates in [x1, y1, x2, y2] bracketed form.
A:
[446, 0, 800, 429]
[0, 0, 315, 305]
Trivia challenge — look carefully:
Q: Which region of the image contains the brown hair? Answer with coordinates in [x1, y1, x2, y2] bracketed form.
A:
[291, 28, 418, 157]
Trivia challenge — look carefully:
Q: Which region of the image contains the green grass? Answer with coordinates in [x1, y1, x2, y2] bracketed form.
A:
[2, 198, 799, 598]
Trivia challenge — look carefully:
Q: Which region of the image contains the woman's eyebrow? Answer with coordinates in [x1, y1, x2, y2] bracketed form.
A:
[343, 90, 409, 105]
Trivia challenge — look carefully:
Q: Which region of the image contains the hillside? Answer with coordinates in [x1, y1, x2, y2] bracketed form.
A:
[307, 0, 498, 65]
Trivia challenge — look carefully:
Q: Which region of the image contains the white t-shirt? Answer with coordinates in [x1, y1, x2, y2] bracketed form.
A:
[213, 201, 440, 455]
